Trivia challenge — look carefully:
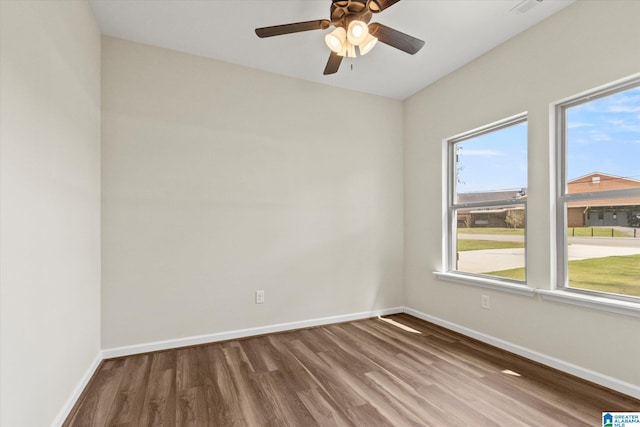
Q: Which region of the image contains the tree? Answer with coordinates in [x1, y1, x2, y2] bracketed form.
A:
[627, 209, 640, 228]
[455, 146, 465, 185]
[505, 209, 525, 229]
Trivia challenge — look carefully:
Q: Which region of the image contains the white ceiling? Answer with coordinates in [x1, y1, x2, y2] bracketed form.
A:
[89, 0, 574, 100]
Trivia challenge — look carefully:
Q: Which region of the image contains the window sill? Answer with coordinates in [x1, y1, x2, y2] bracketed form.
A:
[433, 272, 535, 297]
[537, 290, 640, 318]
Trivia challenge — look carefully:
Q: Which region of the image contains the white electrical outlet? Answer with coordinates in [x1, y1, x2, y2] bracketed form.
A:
[481, 294, 490, 309]
[255, 290, 265, 304]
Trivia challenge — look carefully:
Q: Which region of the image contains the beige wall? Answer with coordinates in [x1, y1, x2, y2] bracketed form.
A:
[101, 37, 404, 348]
[0, 1, 102, 426]
[404, 0, 640, 387]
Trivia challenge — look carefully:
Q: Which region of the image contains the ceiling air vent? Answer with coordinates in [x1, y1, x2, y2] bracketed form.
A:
[511, 0, 544, 14]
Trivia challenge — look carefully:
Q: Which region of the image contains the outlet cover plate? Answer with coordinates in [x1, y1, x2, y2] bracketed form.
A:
[482, 295, 490, 309]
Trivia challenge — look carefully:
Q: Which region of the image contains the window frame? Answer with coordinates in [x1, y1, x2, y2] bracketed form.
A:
[555, 75, 640, 303]
[445, 112, 529, 286]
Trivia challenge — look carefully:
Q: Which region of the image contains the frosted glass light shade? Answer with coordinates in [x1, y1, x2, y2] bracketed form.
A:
[347, 20, 369, 45]
[347, 42, 356, 58]
[325, 27, 347, 53]
[337, 43, 347, 57]
[359, 34, 378, 55]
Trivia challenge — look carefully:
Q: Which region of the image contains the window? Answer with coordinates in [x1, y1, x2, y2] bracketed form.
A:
[446, 113, 528, 284]
[556, 76, 640, 301]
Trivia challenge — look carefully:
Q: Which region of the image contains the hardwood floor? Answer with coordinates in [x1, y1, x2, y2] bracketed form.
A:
[64, 314, 639, 426]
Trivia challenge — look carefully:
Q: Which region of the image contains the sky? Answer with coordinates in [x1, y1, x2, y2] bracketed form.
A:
[455, 121, 527, 193]
[566, 86, 640, 182]
[455, 85, 640, 194]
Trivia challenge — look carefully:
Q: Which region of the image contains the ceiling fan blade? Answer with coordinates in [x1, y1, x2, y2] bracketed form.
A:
[369, 0, 401, 12]
[368, 22, 425, 55]
[323, 51, 343, 75]
[255, 20, 331, 38]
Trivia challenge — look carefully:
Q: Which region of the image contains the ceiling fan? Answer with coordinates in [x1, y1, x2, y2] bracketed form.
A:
[255, 0, 425, 75]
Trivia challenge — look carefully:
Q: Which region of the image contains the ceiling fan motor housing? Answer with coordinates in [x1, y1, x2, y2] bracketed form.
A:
[330, 0, 373, 27]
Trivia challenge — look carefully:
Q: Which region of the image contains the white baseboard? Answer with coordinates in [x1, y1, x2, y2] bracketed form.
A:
[403, 306, 640, 400]
[102, 306, 404, 359]
[51, 351, 103, 427]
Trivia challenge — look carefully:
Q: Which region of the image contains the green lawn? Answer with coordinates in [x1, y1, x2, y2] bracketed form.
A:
[458, 227, 524, 235]
[485, 267, 526, 281]
[567, 227, 630, 238]
[457, 239, 524, 252]
[486, 254, 640, 297]
[458, 226, 630, 237]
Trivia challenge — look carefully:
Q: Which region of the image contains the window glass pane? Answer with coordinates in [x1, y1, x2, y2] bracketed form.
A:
[454, 205, 526, 282]
[565, 198, 640, 298]
[455, 122, 527, 204]
[566, 86, 640, 194]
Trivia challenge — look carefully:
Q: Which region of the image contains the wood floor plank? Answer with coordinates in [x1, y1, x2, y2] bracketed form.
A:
[297, 327, 346, 355]
[205, 345, 246, 426]
[325, 323, 437, 391]
[346, 404, 395, 427]
[240, 336, 279, 374]
[265, 334, 319, 393]
[64, 314, 640, 426]
[316, 351, 423, 427]
[139, 367, 175, 427]
[104, 354, 152, 426]
[364, 369, 457, 427]
[355, 319, 491, 378]
[479, 371, 594, 426]
[420, 381, 501, 426]
[297, 387, 354, 427]
[222, 345, 273, 426]
[427, 361, 563, 427]
[286, 339, 367, 409]
[176, 386, 210, 427]
[455, 338, 636, 422]
[393, 314, 461, 342]
[258, 370, 318, 427]
[138, 351, 176, 427]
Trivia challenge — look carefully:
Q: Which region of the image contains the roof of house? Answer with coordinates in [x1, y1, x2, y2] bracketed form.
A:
[568, 172, 640, 185]
[566, 172, 640, 207]
[456, 173, 640, 207]
[457, 189, 527, 204]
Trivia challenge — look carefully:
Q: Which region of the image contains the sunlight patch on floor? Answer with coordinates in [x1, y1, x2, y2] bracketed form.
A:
[501, 369, 521, 376]
[378, 316, 422, 334]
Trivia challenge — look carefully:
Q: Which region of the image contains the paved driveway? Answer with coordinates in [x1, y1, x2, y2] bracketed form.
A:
[459, 233, 640, 247]
[458, 243, 640, 274]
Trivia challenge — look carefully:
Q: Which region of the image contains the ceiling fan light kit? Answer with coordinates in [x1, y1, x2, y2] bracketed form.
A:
[347, 41, 357, 58]
[347, 20, 369, 45]
[325, 21, 375, 58]
[325, 27, 347, 53]
[359, 33, 378, 56]
[255, 0, 424, 75]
